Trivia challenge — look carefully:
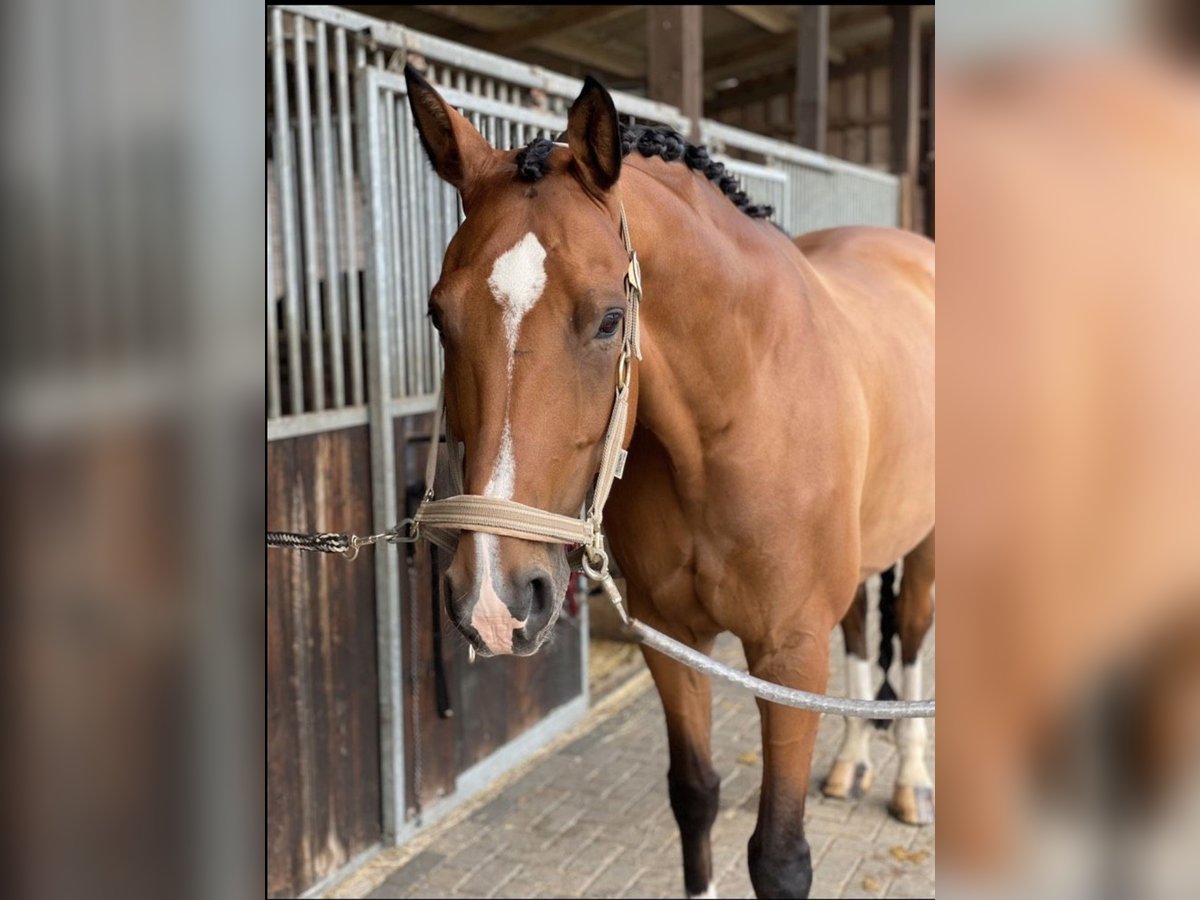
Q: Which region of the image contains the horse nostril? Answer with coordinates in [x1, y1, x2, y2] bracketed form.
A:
[510, 568, 552, 624]
[527, 570, 553, 620]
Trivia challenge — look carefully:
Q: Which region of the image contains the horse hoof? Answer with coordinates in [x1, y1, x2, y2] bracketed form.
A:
[888, 784, 935, 825]
[822, 760, 873, 800]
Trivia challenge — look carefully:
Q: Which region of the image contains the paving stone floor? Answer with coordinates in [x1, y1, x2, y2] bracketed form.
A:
[354, 613, 934, 899]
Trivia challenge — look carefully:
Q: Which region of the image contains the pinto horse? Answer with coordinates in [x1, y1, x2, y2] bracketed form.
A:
[404, 68, 934, 899]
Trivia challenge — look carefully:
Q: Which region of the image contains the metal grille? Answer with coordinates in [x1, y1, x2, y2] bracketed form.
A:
[699, 119, 901, 236]
[712, 156, 790, 228]
[269, 9, 366, 422]
[267, 5, 690, 430]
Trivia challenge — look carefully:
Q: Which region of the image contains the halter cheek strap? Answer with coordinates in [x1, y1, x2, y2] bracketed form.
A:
[407, 201, 643, 619]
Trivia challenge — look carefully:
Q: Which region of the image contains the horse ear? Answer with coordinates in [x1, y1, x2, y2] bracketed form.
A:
[567, 75, 622, 193]
[404, 64, 492, 192]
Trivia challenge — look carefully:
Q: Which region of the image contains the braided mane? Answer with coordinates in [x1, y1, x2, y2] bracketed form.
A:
[513, 123, 775, 220]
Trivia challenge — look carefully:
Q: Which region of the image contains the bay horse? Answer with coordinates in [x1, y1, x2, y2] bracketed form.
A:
[404, 67, 934, 898]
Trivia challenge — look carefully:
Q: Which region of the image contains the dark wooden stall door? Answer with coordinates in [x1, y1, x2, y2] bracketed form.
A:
[267, 427, 382, 898]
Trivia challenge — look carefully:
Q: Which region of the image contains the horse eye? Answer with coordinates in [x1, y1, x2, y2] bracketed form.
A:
[427, 304, 444, 335]
[595, 309, 623, 339]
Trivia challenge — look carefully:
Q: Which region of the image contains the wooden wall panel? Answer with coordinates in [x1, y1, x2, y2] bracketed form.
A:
[267, 427, 381, 898]
[395, 415, 460, 816]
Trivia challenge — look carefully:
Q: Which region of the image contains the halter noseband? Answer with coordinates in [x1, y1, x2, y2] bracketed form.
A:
[405, 201, 643, 621]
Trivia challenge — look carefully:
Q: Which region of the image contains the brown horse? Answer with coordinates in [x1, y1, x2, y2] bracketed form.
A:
[404, 67, 934, 898]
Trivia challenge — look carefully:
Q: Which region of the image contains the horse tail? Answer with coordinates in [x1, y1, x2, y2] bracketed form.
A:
[872, 564, 899, 730]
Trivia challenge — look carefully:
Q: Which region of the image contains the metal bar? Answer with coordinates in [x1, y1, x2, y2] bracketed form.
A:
[336, 26, 364, 406]
[271, 9, 305, 414]
[383, 91, 406, 397]
[420, 129, 438, 394]
[369, 69, 568, 134]
[276, 6, 691, 130]
[410, 114, 426, 397]
[357, 65, 406, 842]
[399, 97, 420, 398]
[315, 21, 346, 407]
[385, 394, 440, 418]
[267, 405, 370, 442]
[294, 13, 326, 410]
[629, 620, 935, 718]
[267, 202, 281, 419]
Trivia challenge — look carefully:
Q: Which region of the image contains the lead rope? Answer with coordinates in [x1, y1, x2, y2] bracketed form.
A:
[267, 200, 935, 720]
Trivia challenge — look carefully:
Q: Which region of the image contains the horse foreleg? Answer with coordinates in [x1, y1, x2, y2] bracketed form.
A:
[890, 531, 936, 825]
[641, 623, 721, 899]
[822, 583, 875, 800]
[744, 629, 831, 900]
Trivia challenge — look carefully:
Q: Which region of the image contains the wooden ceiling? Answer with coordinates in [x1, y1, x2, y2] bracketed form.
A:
[346, 5, 934, 97]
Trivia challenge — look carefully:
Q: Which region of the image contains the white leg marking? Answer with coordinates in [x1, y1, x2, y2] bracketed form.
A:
[688, 885, 717, 899]
[835, 654, 874, 765]
[896, 663, 933, 788]
[470, 233, 546, 653]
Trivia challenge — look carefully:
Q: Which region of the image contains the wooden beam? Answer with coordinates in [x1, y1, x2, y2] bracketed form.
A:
[889, 5, 920, 228]
[708, 67, 795, 114]
[705, 24, 845, 84]
[647, 6, 704, 136]
[705, 29, 794, 78]
[474, 7, 628, 54]
[412, 5, 644, 79]
[725, 5, 794, 34]
[830, 47, 889, 80]
[793, 6, 828, 152]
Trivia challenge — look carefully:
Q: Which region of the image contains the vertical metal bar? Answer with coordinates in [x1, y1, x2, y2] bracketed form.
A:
[398, 95, 417, 400]
[267, 202, 281, 419]
[357, 65, 405, 843]
[400, 96, 422, 397]
[315, 21, 345, 408]
[336, 27, 364, 406]
[383, 91, 406, 398]
[271, 9, 304, 414]
[294, 13, 326, 410]
[420, 123, 438, 394]
[411, 99, 430, 396]
[396, 90, 417, 398]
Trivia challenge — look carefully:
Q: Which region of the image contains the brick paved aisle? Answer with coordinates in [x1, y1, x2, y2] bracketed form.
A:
[335, 618, 934, 900]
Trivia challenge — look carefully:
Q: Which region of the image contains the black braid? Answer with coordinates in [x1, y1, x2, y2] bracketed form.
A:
[871, 564, 900, 730]
[514, 137, 555, 181]
[514, 123, 774, 220]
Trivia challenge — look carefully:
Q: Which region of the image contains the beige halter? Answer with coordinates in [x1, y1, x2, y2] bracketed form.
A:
[408, 202, 643, 622]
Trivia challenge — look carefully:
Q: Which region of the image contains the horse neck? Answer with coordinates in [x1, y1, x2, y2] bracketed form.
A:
[621, 166, 813, 455]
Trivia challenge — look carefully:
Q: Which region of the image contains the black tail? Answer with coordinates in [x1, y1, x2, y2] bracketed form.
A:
[872, 564, 899, 730]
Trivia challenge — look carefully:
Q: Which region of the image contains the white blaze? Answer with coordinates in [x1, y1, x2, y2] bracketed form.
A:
[487, 231, 547, 363]
[470, 232, 547, 652]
